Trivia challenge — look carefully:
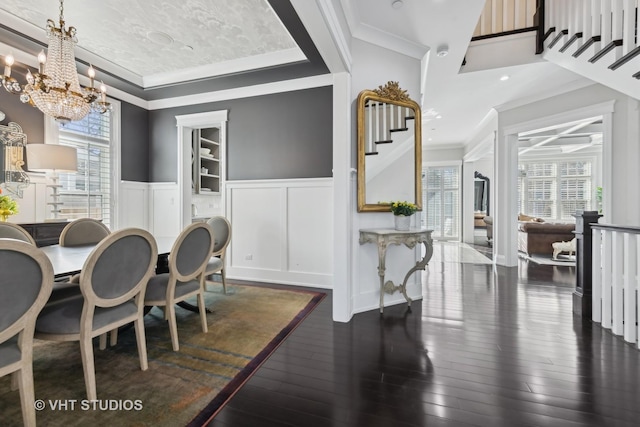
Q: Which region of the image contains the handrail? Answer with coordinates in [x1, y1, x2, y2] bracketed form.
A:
[592, 223, 640, 234]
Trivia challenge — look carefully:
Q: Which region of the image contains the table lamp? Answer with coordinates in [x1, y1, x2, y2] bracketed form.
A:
[26, 143, 78, 220]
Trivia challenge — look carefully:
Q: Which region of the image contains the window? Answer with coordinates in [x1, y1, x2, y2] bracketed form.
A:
[422, 165, 460, 240]
[57, 110, 113, 228]
[518, 159, 593, 221]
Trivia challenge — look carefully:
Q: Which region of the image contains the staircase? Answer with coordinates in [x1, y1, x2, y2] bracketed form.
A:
[363, 101, 414, 182]
[543, 0, 640, 99]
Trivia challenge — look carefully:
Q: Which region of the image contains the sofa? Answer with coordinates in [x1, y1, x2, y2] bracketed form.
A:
[518, 221, 575, 256]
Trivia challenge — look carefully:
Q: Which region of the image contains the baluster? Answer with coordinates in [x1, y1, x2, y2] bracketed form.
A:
[592, 0, 602, 37]
[623, 233, 637, 343]
[375, 102, 380, 144]
[612, 0, 624, 59]
[602, 230, 612, 329]
[367, 100, 373, 153]
[612, 230, 624, 335]
[622, 0, 637, 54]
[504, 0, 515, 32]
[602, 0, 612, 46]
[592, 228, 602, 322]
[382, 102, 387, 141]
[583, 0, 593, 40]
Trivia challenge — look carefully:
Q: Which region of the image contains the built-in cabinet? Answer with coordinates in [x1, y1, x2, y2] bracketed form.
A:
[192, 127, 222, 195]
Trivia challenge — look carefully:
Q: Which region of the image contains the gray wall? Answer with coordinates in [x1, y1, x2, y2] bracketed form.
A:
[148, 86, 333, 182]
[121, 102, 150, 182]
[0, 94, 45, 144]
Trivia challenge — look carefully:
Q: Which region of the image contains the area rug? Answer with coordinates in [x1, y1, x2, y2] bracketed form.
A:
[0, 283, 325, 427]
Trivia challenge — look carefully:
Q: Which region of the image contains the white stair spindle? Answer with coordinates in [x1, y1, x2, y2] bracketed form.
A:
[602, 0, 612, 45]
[612, 230, 624, 335]
[592, 0, 602, 37]
[602, 230, 612, 329]
[622, 0, 637, 54]
[583, 0, 592, 40]
[592, 228, 602, 322]
[623, 233, 637, 343]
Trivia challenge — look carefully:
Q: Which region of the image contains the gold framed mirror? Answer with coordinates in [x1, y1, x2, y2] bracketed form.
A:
[357, 82, 422, 212]
[0, 119, 30, 198]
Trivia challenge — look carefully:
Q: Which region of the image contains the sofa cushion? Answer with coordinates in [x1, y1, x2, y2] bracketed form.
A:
[518, 213, 545, 223]
[518, 222, 575, 234]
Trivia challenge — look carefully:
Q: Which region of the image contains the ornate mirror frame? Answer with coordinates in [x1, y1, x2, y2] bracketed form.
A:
[0, 119, 30, 198]
[357, 82, 422, 212]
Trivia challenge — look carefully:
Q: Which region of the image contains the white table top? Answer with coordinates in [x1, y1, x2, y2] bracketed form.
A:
[41, 236, 176, 277]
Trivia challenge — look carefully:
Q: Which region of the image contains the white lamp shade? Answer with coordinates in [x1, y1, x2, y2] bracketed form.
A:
[26, 144, 78, 172]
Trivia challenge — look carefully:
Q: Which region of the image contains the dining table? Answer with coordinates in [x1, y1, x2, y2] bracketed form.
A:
[40, 236, 210, 313]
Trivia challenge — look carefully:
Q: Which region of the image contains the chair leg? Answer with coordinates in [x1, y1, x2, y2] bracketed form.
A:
[17, 366, 37, 427]
[220, 268, 227, 294]
[134, 316, 148, 371]
[110, 329, 118, 346]
[80, 335, 97, 400]
[167, 304, 179, 351]
[99, 333, 107, 350]
[10, 371, 18, 390]
[198, 291, 208, 333]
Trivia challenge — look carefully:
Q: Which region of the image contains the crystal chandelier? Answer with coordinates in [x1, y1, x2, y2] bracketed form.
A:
[1, 0, 110, 124]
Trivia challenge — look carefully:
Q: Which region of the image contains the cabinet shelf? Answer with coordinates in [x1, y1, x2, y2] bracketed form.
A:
[193, 126, 223, 196]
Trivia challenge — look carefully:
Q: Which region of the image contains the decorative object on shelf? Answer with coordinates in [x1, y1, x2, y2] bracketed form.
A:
[390, 201, 418, 230]
[25, 144, 77, 220]
[0, 188, 19, 221]
[390, 200, 417, 231]
[0, 119, 30, 198]
[1, 0, 111, 123]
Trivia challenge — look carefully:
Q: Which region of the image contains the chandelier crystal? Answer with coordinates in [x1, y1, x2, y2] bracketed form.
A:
[1, 0, 110, 124]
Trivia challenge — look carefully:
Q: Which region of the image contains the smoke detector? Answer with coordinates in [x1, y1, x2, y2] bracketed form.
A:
[436, 45, 449, 57]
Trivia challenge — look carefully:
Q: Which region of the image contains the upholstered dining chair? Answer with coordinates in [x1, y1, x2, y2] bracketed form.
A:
[0, 239, 54, 427]
[35, 228, 158, 400]
[0, 222, 36, 245]
[203, 216, 232, 294]
[59, 218, 111, 285]
[59, 218, 111, 247]
[145, 222, 213, 351]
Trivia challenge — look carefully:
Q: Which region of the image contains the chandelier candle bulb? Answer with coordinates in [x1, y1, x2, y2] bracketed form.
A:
[4, 54, 13, 76]
[88, 66, 95, 88]
[37, 50, 46, 74]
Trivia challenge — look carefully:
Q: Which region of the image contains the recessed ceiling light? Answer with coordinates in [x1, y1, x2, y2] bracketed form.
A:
[428, 138, 433, 141]
[436, 115, 442, 119]
[500, 75, 510, 81]
[392, 0, 403, 9]
[436, 45, 449, 57]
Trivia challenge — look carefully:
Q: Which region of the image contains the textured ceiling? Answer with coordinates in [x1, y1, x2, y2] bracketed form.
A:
[0, 0, 304, 87]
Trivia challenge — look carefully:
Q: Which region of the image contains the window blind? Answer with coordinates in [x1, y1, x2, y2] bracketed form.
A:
[422, 165, 460, 240]
[57, 111, 112, 227]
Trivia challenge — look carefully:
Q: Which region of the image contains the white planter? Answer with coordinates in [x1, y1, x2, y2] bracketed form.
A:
[394, 214, 411, 231]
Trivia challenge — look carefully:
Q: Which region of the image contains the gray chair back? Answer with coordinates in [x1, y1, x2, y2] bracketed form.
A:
[0, 240, 53, 352]
[60, 218, 110, 247]
[206, 216, 231, 255]
[170, 223, 213, 281]
[0, 222, 36, 246]
[80, 228, 158, 307]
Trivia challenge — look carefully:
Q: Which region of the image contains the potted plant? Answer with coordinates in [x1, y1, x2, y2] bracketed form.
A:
[389, 200, 417, 230]
[0, 188, 19, 221]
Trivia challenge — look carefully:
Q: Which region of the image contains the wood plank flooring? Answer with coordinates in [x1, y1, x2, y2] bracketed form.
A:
[206, 247, 640, 427]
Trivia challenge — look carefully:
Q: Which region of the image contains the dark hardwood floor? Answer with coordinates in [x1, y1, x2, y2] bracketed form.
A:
[207, 244, 640, 427]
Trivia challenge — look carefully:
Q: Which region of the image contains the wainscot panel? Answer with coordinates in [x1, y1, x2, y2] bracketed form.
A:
[226, 178, 333, 289]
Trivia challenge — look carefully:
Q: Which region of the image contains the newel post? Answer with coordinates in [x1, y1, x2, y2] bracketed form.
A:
[572, 210, 602, 317]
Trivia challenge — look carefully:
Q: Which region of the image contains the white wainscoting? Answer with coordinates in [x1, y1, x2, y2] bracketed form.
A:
[226, 178, 333, 289]
[118, 181, 149, 230]
[149, 183, 181, 239]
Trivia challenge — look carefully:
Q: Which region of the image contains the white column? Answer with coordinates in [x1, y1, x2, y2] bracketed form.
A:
[493, 131, 518, 267]
[332, 72, 353, 323]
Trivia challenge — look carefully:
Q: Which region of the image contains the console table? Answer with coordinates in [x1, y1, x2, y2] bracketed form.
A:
[19, 221, 69, 247]
[359, 228, 434, 313]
